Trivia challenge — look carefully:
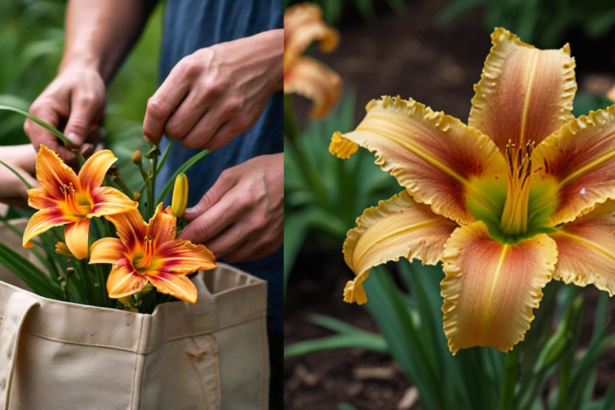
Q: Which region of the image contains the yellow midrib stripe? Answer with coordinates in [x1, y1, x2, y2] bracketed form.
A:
[482, 244, 509, 328]
[360, 121, 469, 185]
[519, 50, 539, 147]
[556, 230, 615, 261]
[354, 219, 443, 270]
[559, 148, 615, 187]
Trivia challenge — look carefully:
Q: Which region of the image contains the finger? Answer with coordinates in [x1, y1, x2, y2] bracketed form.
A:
[205, 223, 251, 259]
[178, 108, 228, 150]
[142, 66, 193, 145]
[163, 90, 209, 141]
[225, 231, 283, 263]
[201, 120, 239, 151]
[25, 105, 75, 162]
[64, 90, 104, 148]
[178, 186, 244, 244]
[182, 169, 239, 222]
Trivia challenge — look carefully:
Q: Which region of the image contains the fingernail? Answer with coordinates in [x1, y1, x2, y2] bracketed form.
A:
[67, 133, 82, 146]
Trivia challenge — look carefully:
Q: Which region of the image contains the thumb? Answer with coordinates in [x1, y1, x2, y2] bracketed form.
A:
[64, 92, 102, 148]
[182, 172, 236, 222]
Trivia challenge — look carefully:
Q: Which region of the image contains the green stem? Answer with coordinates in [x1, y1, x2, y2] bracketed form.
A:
[74, 150, 87, 167]
[145, 145, 159, 219]
[156, 149, 210, 205]
[0, 105, 72, 145]
[0, 160, 33, 190]
[156, 139, 175, 173]
[112, 175, 135, 200]
[499, 347, 520, 410]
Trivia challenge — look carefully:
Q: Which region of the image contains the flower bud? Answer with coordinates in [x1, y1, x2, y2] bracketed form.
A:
[132, 150, 142, 165]
[134, 192, 141, 201]
[171, 173, 189, 218]
[55, 242, 73, 257]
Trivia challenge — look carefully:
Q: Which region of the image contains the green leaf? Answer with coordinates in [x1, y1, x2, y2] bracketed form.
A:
[0, 104, 71, 145]
[0, 159, 33, 189]
[363, 267, 445, 410]
[155, 149, 210, 206]
[284, 314, 387, 358]
[0, 241, 62, 299]
[338, 404, 358, 410]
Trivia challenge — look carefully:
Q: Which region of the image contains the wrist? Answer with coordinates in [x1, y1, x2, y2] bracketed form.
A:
[59, 55, 102, 77]
[248, 29, 284, 95]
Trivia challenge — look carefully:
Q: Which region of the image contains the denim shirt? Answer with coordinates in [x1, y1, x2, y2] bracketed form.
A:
[156, 0, 284, 332]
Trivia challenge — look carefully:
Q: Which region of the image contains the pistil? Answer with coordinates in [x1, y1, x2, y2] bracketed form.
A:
[500, 140, 534, 236]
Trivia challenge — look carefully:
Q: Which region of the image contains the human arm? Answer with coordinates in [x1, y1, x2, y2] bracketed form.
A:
[0, 145, 40, 207]
[142, 29, 284, 151]
[25, 0, 158, 161]
[178, 153, 283, 263]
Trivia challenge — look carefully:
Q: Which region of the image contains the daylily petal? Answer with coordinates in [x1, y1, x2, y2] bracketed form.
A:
[23, 208, 75, 248]
[284, 3, 339, 67]
[284, 56, 341, 119]
[343, 191, 458, 304]
[35, 145, 81, 200]
[469, 28, 576, 153]
[148, 204, 177, 249]
[532, 106, 615, 226]
[27, 187, 57, 210]
[148, 272, 198, 304]
[330, 96, 508, 224]
[78, 150, 117, 192]
[549, 201, 615, 295]
[107, 260, 148, 299]
[64, 218, 90, 260]
[104, 208, 147, 252]
[89, 237, 127, 265]
[89, 186, 138, 218]
[157, 239, 217, 274]
[441, 221, 557, 354]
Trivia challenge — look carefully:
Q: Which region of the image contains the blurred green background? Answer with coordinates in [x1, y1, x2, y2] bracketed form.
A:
[0, 0, 160, 190]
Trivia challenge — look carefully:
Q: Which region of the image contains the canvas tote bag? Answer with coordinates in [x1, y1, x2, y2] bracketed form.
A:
[0, 218, 270, 410]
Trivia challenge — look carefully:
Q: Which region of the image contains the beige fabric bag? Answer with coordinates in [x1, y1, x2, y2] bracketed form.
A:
[0, 219, 270, 410]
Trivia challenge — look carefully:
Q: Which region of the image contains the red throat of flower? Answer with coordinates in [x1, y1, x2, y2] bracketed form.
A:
[500, 140, 535, 236]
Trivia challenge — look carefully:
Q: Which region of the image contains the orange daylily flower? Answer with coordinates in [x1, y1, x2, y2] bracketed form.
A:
[284, 3, 341, 118]
[90, 205, 217, 303]
[330, 28, 615, 354]
[23, 145, 138, 260]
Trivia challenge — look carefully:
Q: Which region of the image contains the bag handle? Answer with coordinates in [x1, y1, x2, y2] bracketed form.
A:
[0, 293, 40, 409]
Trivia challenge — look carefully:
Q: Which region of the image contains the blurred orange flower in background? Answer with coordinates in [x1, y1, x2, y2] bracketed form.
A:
[284, 3, 342, 118]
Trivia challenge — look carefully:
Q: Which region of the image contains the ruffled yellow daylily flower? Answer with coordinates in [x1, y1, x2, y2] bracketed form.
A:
[284, 3, 341, 118]
[23, 145, 138, 260]
[89, 204, 217, 303]
[330, 28, 615, 354]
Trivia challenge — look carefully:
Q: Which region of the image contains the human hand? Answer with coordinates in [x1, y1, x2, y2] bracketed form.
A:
[25, 64, 106, 162]
[0, 145, 40, 207]
[179, 153, 283, 263]
[142, 29, 283, 151]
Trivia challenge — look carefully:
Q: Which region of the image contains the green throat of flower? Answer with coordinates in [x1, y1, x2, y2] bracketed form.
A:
[466, 139, 559, 245]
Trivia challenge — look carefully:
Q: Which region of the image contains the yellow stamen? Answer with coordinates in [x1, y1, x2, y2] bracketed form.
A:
[500, 140, 534, 236]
